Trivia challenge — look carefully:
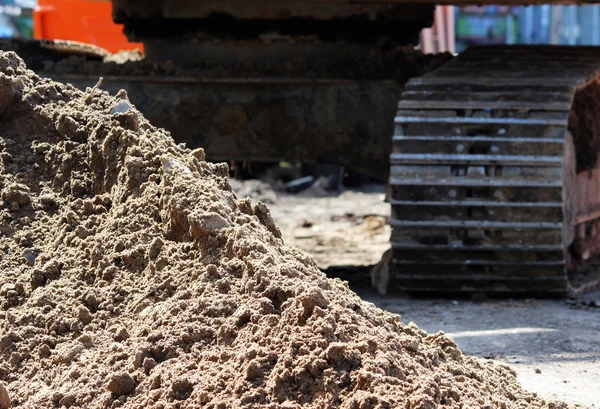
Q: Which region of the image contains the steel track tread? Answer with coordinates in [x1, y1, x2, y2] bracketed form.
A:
[390, 45, 600, 295]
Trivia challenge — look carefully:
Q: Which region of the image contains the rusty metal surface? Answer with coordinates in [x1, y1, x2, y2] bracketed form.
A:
[50, 74, 400, 180]
[390, 45, 600, 296]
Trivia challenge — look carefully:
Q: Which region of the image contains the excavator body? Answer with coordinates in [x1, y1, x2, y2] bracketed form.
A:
[23, 0, 600, 295]
[33, 0, 142, 53]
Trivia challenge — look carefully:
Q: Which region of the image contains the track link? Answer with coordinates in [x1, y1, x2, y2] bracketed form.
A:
[390, 45, 600, 295]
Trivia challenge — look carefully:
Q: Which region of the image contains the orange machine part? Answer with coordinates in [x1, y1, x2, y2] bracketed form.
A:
[33, 0, 143, 54]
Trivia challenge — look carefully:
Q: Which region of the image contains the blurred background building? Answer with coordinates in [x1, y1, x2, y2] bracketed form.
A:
[0, 0, 34, 38]
[423, 4, 600, 53]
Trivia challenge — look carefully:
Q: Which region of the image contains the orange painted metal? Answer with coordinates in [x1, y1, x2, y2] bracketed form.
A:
[33, 0, 143, 53]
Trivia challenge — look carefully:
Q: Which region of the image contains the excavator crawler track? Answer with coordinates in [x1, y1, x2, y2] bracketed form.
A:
[391, 45, 600, 295]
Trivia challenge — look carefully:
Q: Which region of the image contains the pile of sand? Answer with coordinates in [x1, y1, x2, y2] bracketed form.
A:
[0, 51, 568, 409]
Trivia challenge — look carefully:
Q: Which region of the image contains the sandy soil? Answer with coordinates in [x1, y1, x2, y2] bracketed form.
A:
[247, 181, 600, 408]
[2, 51, 564, 409]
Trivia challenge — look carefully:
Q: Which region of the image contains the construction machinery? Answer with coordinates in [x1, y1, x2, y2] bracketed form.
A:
[393, 46, 600, 295]
[33, 0, 141, 53]
[20, 0, 600, 295]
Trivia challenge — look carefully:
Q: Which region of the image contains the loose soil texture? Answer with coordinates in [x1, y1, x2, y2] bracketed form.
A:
[0, 51, 572, 409]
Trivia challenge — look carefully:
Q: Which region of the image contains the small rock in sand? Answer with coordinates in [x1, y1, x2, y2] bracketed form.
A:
[0, 382, 10, 409]
[107, 373, 137, 396]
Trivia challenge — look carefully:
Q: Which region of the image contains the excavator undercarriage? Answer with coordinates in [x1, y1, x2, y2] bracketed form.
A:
[392, 45, 600, 295]
[15, 0, 600, 295]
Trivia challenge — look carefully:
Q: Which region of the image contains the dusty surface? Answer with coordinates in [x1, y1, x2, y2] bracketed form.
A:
[366, 294, 600, 409]
[229, 179, 278, 205]
[232, 182, 390, 270]
[0, 51, 571, 409]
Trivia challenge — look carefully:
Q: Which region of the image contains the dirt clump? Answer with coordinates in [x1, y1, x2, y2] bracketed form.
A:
[0, 51, 570, 409]
[0, 382, 10, 409]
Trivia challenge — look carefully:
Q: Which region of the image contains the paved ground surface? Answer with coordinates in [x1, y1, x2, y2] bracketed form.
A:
[267, 184, 391, 269]
[234, 180, 600, 407]
[362, 292, 600, 408]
